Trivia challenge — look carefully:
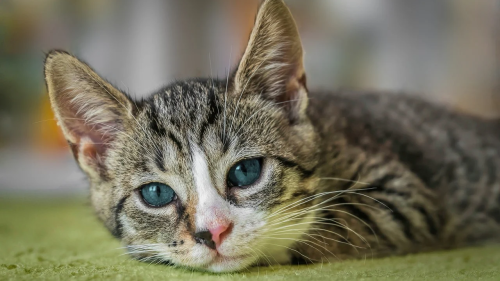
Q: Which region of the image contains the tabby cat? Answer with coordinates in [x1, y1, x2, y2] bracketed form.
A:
[44, 0, 500, 272]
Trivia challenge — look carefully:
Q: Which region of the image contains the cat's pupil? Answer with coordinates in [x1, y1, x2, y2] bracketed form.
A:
[228, 158, 262, 187]
[239, 164, 247, 175]
[140, 183, 175, 207]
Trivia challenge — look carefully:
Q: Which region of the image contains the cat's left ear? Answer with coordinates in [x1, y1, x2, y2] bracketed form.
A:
[234, 0, 307, 123]
[44, 50, 133, 178]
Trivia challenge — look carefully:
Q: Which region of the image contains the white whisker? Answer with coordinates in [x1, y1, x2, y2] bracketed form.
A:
[223, 46, 232, 145]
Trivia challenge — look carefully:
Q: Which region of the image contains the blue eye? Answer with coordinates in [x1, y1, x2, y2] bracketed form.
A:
[140, 183, 176, 207]
[227, 158, 262, 187]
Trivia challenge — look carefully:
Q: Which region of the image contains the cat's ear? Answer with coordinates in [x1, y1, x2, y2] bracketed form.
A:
[234, 0, 307, 122]
[44, 50, 133, 176]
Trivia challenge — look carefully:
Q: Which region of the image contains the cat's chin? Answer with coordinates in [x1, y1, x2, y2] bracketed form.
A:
[201, 253, 255, 273]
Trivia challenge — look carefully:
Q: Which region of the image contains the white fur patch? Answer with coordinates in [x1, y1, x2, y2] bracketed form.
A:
[191, 144, 230, 231]
[187, 144, 313, 271]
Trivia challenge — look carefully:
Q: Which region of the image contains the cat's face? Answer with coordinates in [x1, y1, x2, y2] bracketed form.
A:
[44, 0, 318, 272]
[105, 80, 318, 271]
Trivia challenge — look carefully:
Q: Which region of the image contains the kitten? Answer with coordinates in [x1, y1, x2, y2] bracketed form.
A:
[44, 0, 500, 273]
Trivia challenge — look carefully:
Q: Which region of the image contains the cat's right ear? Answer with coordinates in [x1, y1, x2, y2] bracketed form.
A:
[234, 0, 307, 123]
[44, 50, 133, 177]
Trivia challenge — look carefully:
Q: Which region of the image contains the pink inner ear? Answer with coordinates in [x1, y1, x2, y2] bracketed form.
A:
[59, 93, 120, 162]
[72, 123, 115, 163]
[80, 137, 98, 160]
[79, 133, 109, 161]
[63, 108, 117, 163]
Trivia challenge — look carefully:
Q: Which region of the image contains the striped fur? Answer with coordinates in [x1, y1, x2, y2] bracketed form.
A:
[44, 0, 500, 272]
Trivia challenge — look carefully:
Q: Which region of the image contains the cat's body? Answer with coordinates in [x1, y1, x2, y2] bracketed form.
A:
[303, 91, 500, 261]
[44, 0, 499, 272]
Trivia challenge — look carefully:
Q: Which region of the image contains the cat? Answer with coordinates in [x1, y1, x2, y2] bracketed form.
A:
[44, 0, 500, 273]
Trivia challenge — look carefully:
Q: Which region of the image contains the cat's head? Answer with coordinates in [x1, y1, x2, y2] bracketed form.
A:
[44, 0, 319, 272]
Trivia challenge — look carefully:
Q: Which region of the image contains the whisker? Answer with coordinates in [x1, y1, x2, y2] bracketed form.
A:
[264, 233, 342, 259]
[260, 236, 336, 261]
[343, 191, 392, 212]
[260, 243, 315, 264]
[265, 213, 372, 248]
[223, 46, 232, 145]
[267, 200, 384, 228]
[246, 245, 276, 269]
[270, 227, 365, 251]
[319, 177, 371, 186]
[268, 191, 343, 219]
[268, 187, 377, 220]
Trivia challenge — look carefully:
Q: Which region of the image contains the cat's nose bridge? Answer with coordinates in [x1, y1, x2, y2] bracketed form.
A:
[196, 203, 232, 229]
[190, 143, 233, 233]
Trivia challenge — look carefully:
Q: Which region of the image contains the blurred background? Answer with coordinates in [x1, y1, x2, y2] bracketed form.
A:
[1, 0, 500, 197]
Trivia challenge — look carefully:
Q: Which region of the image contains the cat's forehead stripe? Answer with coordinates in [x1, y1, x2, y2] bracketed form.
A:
[191, 143, 227, 231]
[147, 80, 223, 146]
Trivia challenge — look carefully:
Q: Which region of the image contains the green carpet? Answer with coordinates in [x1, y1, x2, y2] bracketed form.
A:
[1, 199, 499, 281]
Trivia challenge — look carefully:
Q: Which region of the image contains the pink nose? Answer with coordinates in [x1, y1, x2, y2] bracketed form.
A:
[209, 224, 231, 248]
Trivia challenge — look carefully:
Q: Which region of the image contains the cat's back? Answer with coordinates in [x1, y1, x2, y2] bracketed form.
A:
[308, 91, 500, 231]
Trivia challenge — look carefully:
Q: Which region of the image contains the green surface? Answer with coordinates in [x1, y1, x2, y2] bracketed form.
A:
[1, 199, 499, 281]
